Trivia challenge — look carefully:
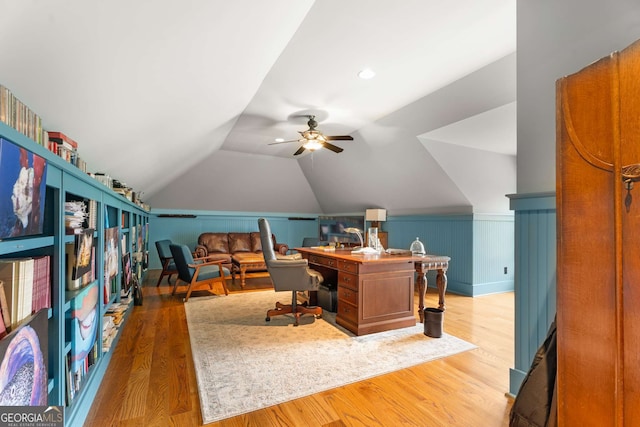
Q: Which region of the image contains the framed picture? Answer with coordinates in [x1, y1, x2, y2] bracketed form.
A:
[0, 138, 48, 239]
[72, 228, 95, 280]
[104, 227, 119, 281]
[121, 252, 132, 294]
[0, 308, 48, 406]
[67, 283, 98, 375]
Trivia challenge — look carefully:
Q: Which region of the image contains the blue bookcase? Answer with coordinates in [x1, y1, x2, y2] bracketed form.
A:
[0, 121, 149, 426]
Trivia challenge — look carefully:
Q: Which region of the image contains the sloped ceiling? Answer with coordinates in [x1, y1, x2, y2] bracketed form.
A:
[0, 0, 516, 215]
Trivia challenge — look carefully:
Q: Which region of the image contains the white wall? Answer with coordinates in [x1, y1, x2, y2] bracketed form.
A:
[147, 149, 322, 213]
[517, 0, 640, 194]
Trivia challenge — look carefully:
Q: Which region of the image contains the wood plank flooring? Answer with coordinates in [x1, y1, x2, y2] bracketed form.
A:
[83, 271, 515, 426]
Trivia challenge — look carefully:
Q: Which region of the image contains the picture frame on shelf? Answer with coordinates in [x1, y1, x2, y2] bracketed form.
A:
[0, 308, 48, 406]
[0, 138, 48, 239]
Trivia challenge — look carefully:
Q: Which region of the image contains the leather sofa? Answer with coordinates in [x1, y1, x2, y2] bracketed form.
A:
[193, 232, 289, 269]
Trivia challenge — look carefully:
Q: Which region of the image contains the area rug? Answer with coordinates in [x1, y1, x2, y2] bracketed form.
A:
[184, 290, 476, 424]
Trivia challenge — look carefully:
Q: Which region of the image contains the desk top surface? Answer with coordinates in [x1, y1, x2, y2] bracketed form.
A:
[295, 247, 450, 264]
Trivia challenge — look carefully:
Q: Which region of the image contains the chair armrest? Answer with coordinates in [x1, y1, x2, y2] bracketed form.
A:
[276, 253, 302, 260]
[188, 259, 226, 268]
[268, 259, 309, 268]
[192, 255, 217, 262]
[194, 245, 208, 258]
[274, 243, 289, 255]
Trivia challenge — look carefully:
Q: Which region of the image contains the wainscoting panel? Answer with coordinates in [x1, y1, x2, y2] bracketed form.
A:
[149, 210, 514, 297]
[386, 214, 514, 296]
[508, 193, 556, 396]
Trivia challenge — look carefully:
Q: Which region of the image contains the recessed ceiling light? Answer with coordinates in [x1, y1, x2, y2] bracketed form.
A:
[358, 68, 376, 79]
[275, 138, 285, 142]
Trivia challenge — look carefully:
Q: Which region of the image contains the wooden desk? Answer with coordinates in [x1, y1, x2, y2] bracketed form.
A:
[296, 248, 418, 335]
[296, 248, 451, 333]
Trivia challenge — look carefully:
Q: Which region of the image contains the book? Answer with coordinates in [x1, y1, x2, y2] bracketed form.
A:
[0, 292, 6, 339]
[31, 255, 51, 313]
[47, 131, 78, 149]
[18, 258, 34, 326]
[0, 280, 10, 332]
[0, 258, 34, 329]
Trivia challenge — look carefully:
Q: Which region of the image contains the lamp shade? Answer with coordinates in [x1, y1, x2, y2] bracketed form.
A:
[365, 209, 387, 222]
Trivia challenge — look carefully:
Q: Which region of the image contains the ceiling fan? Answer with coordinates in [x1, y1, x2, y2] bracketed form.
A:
[269, 115, 353, 156]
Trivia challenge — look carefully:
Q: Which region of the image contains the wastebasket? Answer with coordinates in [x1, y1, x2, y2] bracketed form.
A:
[424, 307, 444, 338]
[317, 284, 337, 312]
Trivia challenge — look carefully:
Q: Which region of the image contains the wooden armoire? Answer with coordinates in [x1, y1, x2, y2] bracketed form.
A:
[557, 39, 640, 425]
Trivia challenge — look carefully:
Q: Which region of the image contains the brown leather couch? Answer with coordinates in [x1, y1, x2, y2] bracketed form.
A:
[193, 232, 289, 269]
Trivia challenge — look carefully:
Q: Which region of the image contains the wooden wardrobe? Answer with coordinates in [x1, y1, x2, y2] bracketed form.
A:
[557, 38, 640, 426]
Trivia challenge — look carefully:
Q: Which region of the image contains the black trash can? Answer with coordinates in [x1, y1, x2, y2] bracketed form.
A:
[317, 284, 337, 312]
[424, 307, 444, 338]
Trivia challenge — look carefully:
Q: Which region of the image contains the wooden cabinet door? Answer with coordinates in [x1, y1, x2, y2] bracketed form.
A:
[557, 38, 640, 426]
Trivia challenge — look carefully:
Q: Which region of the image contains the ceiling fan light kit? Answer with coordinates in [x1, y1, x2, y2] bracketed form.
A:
[268, 115, 354, 156]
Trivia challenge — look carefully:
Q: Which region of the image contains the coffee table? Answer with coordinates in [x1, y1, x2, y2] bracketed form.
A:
[231, 253, 270, 288]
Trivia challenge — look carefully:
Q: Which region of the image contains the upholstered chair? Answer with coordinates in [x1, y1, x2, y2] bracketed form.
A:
[155, 239, 178, 286]
[169, 243, 230, 302]
[258, 218, 323, 326]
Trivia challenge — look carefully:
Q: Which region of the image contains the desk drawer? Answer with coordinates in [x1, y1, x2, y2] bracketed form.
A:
[338, 260, 358, 274]
[338, 272, 358, 290]
[338, 284, 358, 305]
[337, 299, 358, 324]
[308, 254, 337, 268]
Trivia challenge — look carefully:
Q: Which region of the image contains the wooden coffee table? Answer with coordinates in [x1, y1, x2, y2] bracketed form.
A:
[231, 253, 270, 288]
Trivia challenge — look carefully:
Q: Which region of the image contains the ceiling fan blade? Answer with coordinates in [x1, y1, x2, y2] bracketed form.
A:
[326, 135, 353, 141]
[323, 142, 344, 153]
[293, 146, 306, 156]
[268, 139, 299, 145]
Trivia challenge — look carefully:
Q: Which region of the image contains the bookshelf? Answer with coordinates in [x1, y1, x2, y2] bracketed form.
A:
[0, 121, 149, 426]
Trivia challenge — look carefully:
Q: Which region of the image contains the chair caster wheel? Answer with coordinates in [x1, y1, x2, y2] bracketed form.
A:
[265, 317, 270, 322]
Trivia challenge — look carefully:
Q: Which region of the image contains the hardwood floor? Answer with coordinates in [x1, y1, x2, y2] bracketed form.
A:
[84, 271, 515, 426]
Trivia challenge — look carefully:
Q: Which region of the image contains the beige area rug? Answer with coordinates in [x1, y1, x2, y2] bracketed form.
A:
[184, 290, 476, 424]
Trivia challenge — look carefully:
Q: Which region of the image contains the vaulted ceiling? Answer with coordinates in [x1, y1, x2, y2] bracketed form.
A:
[0, 0, 516, 215]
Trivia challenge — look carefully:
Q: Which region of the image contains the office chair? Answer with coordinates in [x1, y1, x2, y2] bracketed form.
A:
[169, 243, 230, 302]
[301, 237, 319, 247]
[155, 239, 178, 286]
[258, 218, 323, 326]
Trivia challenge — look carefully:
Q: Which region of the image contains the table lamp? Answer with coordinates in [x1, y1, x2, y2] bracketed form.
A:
[344, 228, 378, 254]
[365, 209, 386, 251]
[365, 209, 387, 229]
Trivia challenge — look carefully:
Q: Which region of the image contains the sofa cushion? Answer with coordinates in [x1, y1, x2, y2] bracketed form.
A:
[250, 232, 263, 252]
[229, 233, 252, 253]
[199, 233, 229, 253]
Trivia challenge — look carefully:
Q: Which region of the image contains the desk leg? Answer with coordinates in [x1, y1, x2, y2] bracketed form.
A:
[416, 269, 427, 323]
[436, 268, 448, 311]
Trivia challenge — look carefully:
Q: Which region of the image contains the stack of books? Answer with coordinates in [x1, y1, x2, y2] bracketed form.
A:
[0, 255, 51, 334]
[102, 315, 117, 352]
[0, 84, 45, 145]
[65, 200, 87, 234]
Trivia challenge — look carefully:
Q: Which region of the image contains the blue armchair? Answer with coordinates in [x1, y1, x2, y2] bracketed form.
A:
[169, 243, 230, 302]
[155, 239, 178, 286]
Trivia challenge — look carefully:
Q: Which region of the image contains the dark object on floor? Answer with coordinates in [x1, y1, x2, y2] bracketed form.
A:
[509, 316, 557, 427]
[423, 307, 444, 338]
[317, 284, 337, 312]
[133, 276, 143, 306]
